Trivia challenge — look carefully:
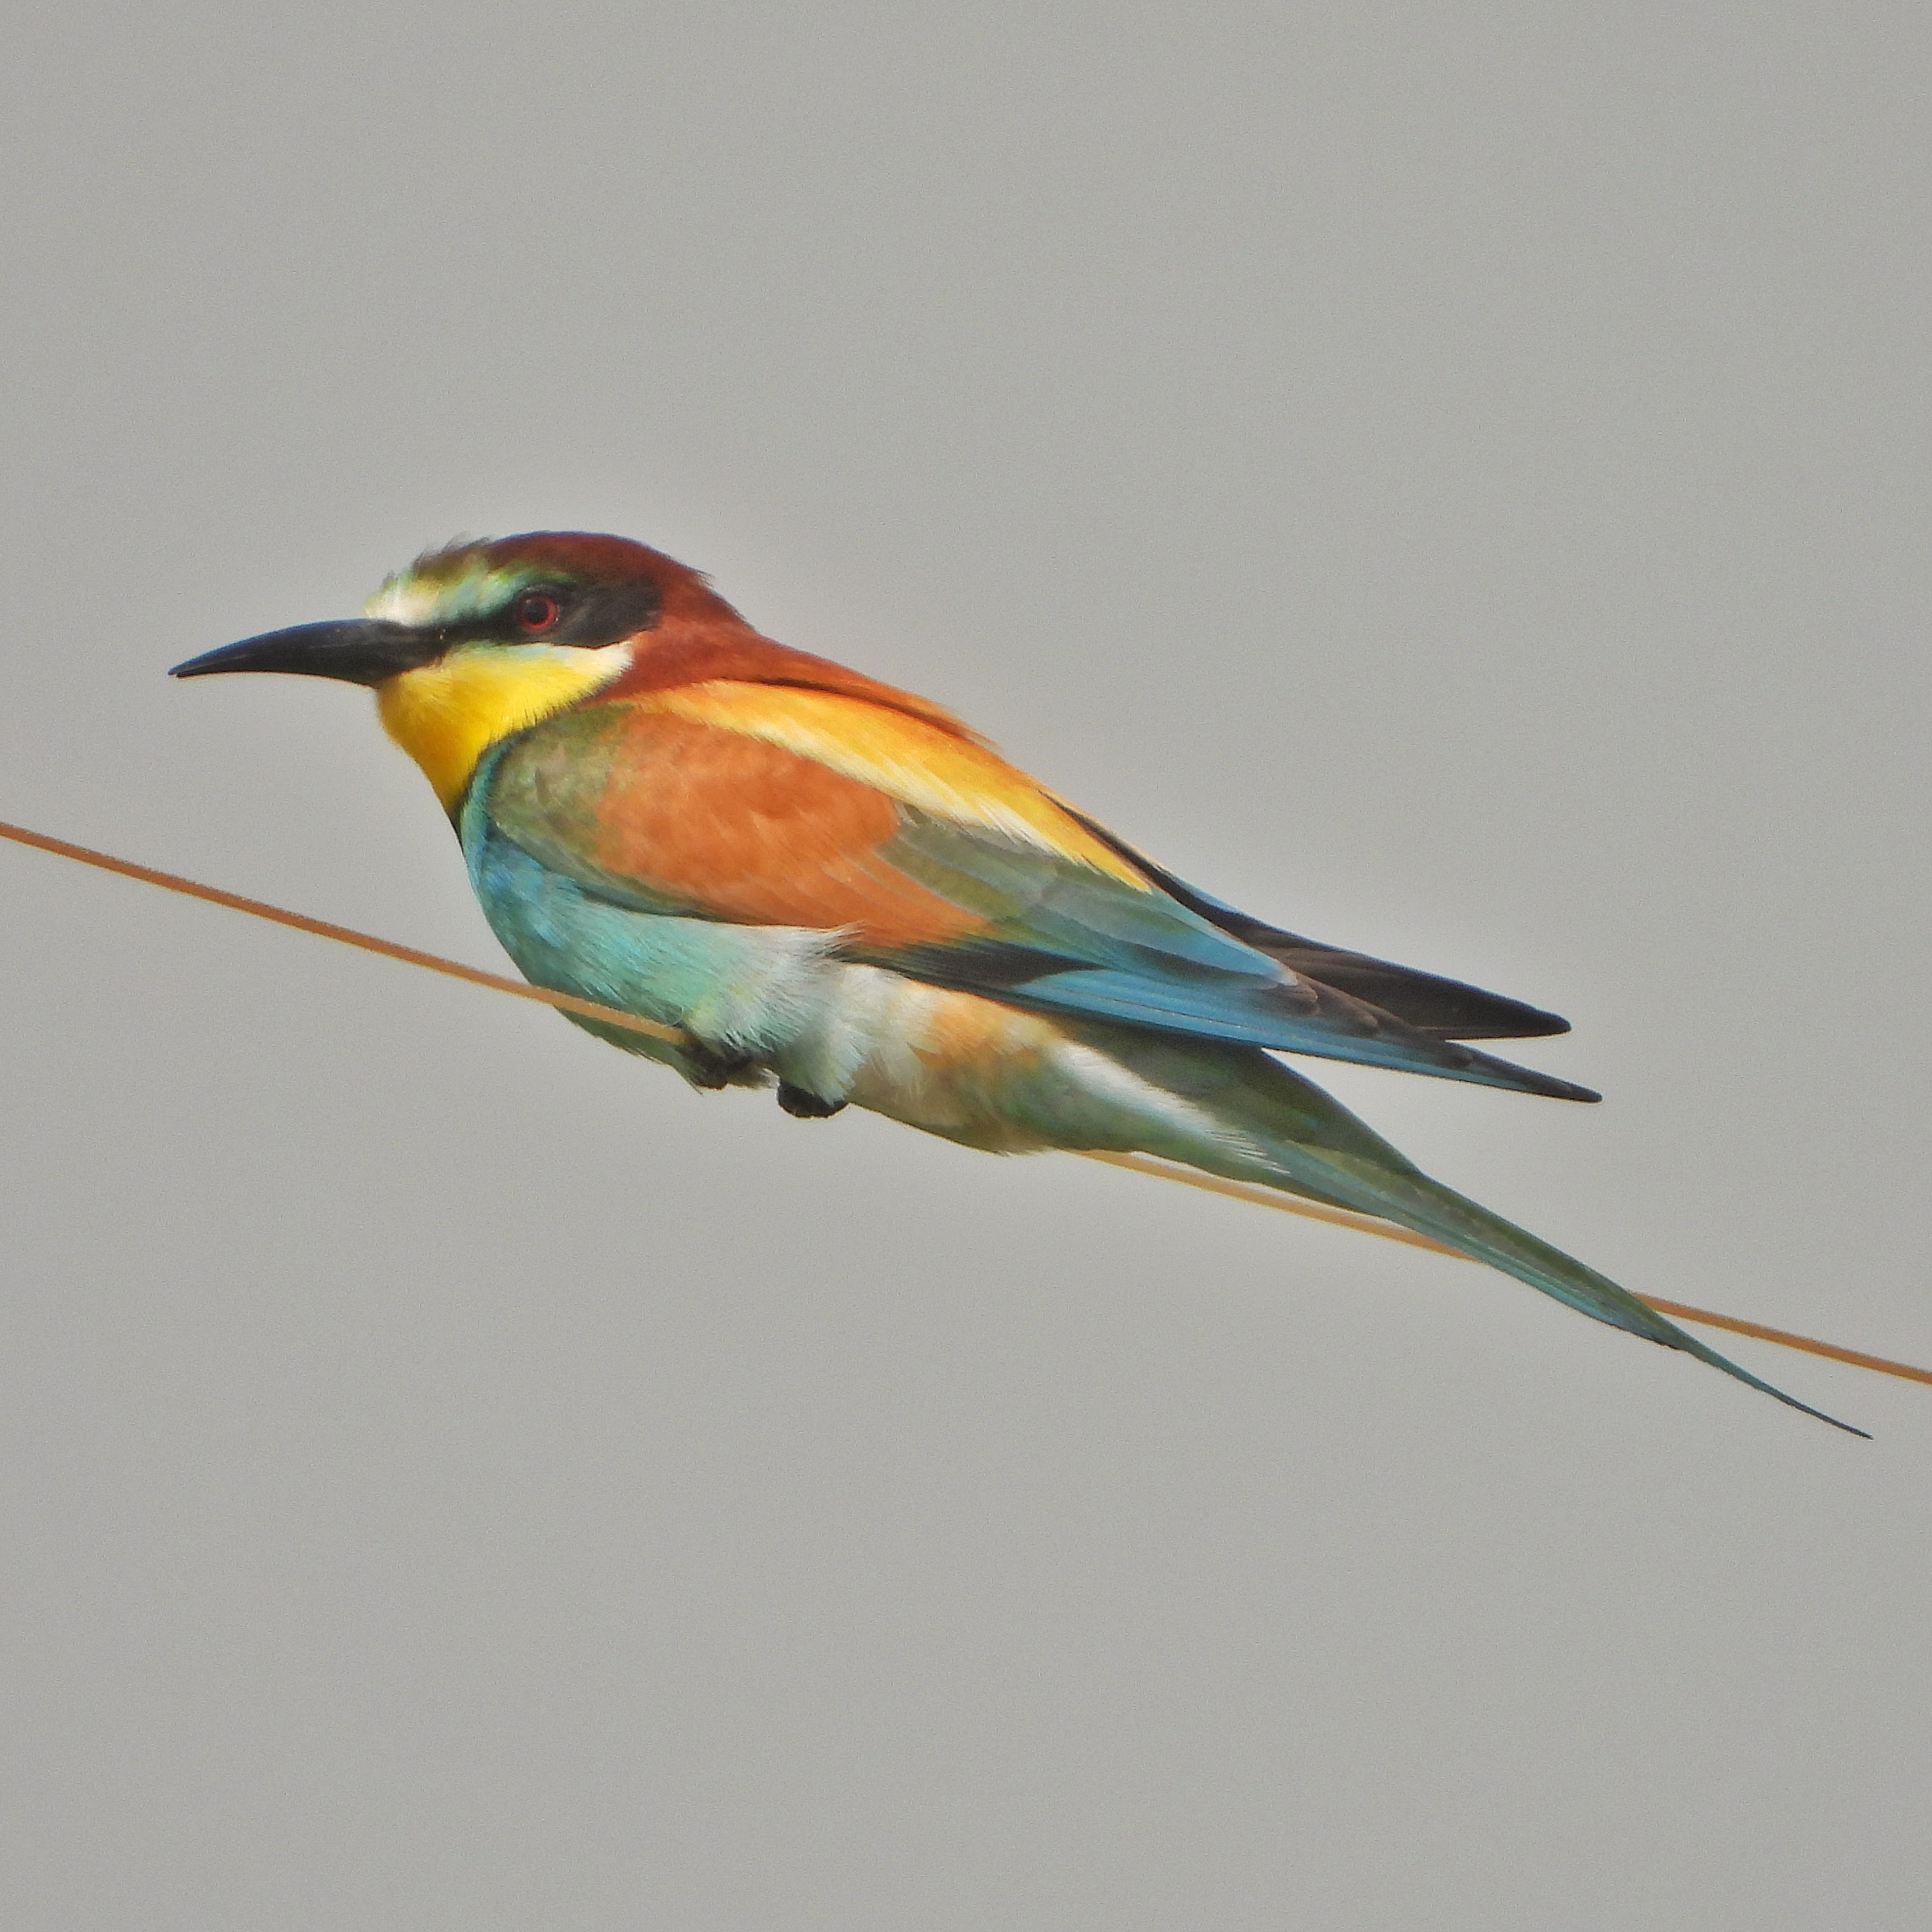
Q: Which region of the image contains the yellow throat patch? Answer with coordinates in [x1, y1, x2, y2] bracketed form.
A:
[375, 641, 635, 811]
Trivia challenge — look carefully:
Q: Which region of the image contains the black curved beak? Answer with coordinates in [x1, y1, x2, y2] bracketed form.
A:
[170, 619, 447, 686]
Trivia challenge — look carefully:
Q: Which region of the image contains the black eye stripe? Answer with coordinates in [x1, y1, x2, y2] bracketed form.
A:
[451, 579, 662, 649]
[548, 580, 660, 644]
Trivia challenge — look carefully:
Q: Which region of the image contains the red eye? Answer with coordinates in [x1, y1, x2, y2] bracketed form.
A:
[513, 590, 561, 632]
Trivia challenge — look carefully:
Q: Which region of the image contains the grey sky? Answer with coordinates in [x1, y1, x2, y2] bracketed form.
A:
[3, 5, 1928, 1927]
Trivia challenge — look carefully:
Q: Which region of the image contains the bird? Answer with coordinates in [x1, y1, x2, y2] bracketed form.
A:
[173, 530, 1855, 1432]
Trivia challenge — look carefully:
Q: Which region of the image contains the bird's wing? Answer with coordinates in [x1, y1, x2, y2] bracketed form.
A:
[1052, 809, 1573, 1041]
[480, 684, 1596, 1100]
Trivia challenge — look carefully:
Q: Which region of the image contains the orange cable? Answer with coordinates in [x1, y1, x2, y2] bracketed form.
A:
[0, 819, 683, 1045]
[5, 816, 1925, 1392]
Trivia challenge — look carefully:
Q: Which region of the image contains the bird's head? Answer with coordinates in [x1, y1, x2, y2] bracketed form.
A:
[172, 532, 741, 813]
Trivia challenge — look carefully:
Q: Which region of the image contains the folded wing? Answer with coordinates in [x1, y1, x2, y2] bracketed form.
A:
[1056, 808, 1573, 1040]
[480, 690, 1598, 1100]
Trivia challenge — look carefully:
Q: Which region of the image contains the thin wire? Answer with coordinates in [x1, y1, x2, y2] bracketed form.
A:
[5, 815, 1926, 1392]
[0, 820, 684, 1045]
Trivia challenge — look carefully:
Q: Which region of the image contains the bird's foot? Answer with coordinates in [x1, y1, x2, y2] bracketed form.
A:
[777, 1082, 847, 1119]
[683, 1041, 758, 1090]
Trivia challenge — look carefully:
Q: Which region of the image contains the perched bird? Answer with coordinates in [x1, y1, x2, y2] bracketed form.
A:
[174, 531, 1851, 1430]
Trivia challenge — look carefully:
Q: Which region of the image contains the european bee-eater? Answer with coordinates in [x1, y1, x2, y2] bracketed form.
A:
[174, 531, 1850, 1430]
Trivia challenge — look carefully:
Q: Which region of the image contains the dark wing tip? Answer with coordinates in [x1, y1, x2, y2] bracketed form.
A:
[1503, 1006, 1571, 1040]
[1273, 954, 1578, 1041]
[1283, 980, 1604, 1102]
[1054, 811, 1586, 1043]
[1453, 1044, 1600, 1103]
[1533, 1071, 1600, 1103]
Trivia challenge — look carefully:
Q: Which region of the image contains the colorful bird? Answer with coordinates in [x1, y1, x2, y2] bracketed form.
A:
[174, 531, 1852, 1430]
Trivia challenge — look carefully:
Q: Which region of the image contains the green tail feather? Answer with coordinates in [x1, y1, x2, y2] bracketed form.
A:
[1307, 1157, 1867, 1437]
[1069, 1024, 1867, 1437]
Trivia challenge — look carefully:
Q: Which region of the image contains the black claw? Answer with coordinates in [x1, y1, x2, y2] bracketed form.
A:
[777, 1083, 847, 1119]
[685, 1043, 756, 1090]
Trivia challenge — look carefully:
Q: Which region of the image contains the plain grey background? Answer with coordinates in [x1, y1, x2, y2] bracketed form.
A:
[3, 4, 1928, 1926]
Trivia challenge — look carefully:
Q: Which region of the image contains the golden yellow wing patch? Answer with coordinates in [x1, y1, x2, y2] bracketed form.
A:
[641, 681, 1149, 885]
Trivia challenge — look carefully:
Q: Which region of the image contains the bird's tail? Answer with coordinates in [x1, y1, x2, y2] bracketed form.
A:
[1045, 1022, 1866, 1436]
